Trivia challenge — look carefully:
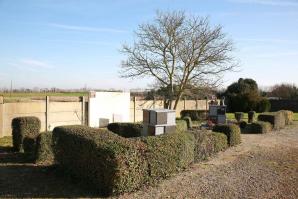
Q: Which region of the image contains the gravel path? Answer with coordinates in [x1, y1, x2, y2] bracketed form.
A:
[0, 124, 297, 198]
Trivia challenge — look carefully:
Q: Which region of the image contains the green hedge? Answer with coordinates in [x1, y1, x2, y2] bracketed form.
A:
[35, 132, 54, 165]
[11, 116, 41, 152]
[212, 124, 241, 146]
[182, 116, 192, 129]
[53, 125, 195, 195]
[250, 122, 272, 134]
[258, 112, 285, 130]
[107, 123, 143, 138]
[239, 121, 247, 129]
[248, 111, 256, 123]
[138, 132, 195, 182]
[234, 112, 244, 122]
[190, 130, 228, 162]
[180, 110, 206, 121]
[176, 119, 188, 133]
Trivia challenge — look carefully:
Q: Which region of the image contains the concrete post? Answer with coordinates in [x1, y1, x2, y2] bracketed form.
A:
[153, 96, 156, 109]
[133, 96, 136, 123]
[183, 98, 186, 110]
[195, 98, 198, 110]
[45, 96, 49, 132]
[81, 96, 85, 125]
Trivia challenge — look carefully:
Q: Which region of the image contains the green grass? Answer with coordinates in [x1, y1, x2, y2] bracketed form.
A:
[0, 136, 12, 147]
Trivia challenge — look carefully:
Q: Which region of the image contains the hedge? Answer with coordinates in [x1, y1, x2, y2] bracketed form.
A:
[53, 125, 147, 195]
[180, 110, 207, 121]
[212, 124, 241, 146]
[190, 130, 228, 162]
[250, 122, 272, 134]
[53, 125, 196, 195]
[138, 132, 195, 182]
[35, 132, 54, 165]
[182, 116, 192, 129]
[258, 112, 285, 130]
[11, 117, 41, 152]
[278, 110, 293, 125]
[234, 112, 244, 122]
[239, 121, 247, 129]
[107, 123, 143, 138]
[176, 119, 188, 133]
[248, 111, 256, 123]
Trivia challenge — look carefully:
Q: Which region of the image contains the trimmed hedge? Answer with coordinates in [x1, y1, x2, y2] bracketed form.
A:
[35, 132, 54, 165]
[176, 119, 188, 133]
[182, 116, 192, 129]
[250, 122, 272, 134]
[53, 125, 195, 195]
[190, 130, 228, 162]
[23, 137, 36, 153]
[248, 111, 256, 123]
[180, 110, 207, 121]
[11, 117, 41, 152]
[53, 125, 147, 195]
[258, 112, 285, 130]
[239, 121, 247, 129]
[107, 123, 142, 138]
[139, 132, 195, 182]
[212, 124, 241, 146]
[234, 112, 244, 122]
[278, 110, 293, 125]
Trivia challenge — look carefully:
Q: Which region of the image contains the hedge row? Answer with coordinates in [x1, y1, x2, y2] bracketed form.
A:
[190, 130, 228, 162]
[11, 117, 41, 152]
[35, 132, 54, 165]
[107, 123, 143, 138]
[258, 112, 285, 130]
[176, 119, 188, 133]
[52, 125, 195, 195]
[212, 124, 241, 146]
[180, 110, 207, 121]
[250, 121, 272, 134]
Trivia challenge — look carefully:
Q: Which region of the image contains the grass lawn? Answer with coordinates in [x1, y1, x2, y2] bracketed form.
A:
[0, 136, 12, 147]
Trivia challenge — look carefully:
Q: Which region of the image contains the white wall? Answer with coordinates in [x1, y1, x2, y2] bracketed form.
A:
[88, 91, 130, 127]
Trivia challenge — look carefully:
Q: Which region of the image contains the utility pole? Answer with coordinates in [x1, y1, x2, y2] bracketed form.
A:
[10, 80, 12, 97]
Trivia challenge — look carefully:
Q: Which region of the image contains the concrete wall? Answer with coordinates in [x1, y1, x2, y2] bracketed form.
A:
[0, 96, 85, 137]
[0, 95, 207, 137]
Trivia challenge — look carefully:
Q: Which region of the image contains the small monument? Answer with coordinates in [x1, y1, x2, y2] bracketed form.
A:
[208, 97, 227, 124]
[142, 109, 176, 136]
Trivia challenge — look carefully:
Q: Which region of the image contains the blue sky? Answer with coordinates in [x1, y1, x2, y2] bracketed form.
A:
[0, 0, 297, 90]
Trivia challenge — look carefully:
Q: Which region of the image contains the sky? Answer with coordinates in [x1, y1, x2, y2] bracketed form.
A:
[0, 0, 297, 90]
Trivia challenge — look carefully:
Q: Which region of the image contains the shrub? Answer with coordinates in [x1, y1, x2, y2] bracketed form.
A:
[107, 123, 143, 138]
[239, 121, 247, 129]
[250, 122, 272, 134]
[189, 130, 228, 162]
[180, 110, 207, 121]
[176, 119, 188, 133]
[23, 137, 36, 153]
[212, 124, 241, 146]
[278, 110, 293, 125]
[257, 98, 271, 112]
[139, 132, 195, 182]
[11, 117, 41, 152]
[182, 116, 192, 129]
[248, 111, 256, 123]
[212, 132, 228, 153]
[234, 112, 244, 122]
[258, 112, 285, 130]
[35, 132, 54, 165]
[53, 125, 147, 195]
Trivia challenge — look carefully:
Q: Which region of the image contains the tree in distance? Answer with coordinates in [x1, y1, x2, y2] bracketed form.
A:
[120, 11, 237, 109]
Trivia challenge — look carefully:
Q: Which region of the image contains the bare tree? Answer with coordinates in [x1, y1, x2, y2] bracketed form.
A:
[120, 11, 237, 109]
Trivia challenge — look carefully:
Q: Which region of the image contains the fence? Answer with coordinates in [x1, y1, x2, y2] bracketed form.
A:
[0, 96, 207, 137]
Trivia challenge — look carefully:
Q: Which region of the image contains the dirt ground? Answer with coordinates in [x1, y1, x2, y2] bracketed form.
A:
[0, 123, 297, 198]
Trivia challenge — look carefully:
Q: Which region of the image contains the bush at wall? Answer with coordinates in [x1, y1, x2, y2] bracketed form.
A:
[107, 123, 143, 138]
[180, 110, 207, 121]
[257, 98, 271, 112]
[258, 112, 285, 130]
[212, 124, 241, 146]
[278, 110, 293, 125]
[11, 116, 41, 152]
[250, 122, 272, 134]
[35, 132, 54, 165]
